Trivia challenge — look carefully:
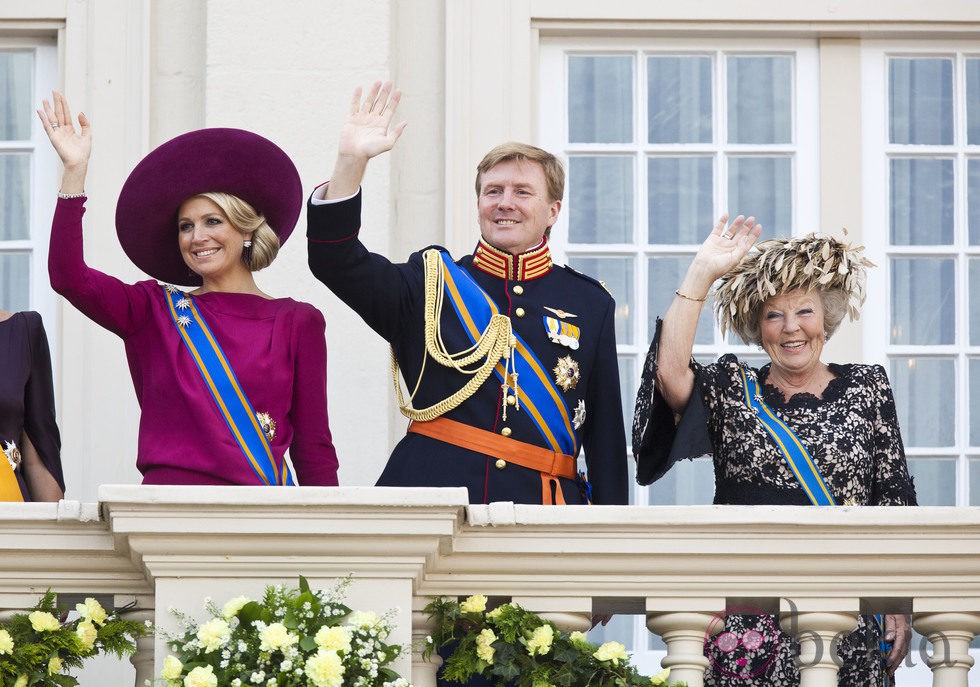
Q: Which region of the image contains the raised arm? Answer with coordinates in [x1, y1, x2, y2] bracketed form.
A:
[37, 90, 91, 195]
[657, 214, 761, 413]
[325, 81, 407, 199]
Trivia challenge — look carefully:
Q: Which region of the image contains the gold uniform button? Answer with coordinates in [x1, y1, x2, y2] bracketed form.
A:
[506, 395, 516, 406]
[495, 459, 507, 470]
[513, 285, 524, 295]
[501, 427, 512, 437]
[515, 307, 526, 318]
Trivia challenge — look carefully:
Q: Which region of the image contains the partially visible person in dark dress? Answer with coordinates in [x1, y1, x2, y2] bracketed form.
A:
[0, 309, 64, 501]
[632, 215, 916, 686]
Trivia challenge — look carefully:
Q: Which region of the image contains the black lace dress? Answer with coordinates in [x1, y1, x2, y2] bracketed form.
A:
[632, 327, 917, 686]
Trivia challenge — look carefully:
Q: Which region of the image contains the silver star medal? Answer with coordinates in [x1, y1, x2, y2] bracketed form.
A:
[573, 399, 586, 429]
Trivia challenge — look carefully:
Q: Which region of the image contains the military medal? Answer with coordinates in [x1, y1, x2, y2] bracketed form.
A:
[553, 355, 580, 391]
[573, 400, 586, 429]
[544, 316, 581, 350]
[544, 306, 577, 319]
[2, 440, 21, 470]
[255, 412, 277, 441]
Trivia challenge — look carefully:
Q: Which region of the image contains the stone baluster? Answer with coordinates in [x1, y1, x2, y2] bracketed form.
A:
[779, 599, 858, 687]
[912, 612, 980, 687]
[412, 600, 442, 687]
[116, 596, 154, 687]
[646, 598, 726, 687]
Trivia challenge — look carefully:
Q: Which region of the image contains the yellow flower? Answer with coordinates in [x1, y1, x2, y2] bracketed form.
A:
[314, 625, 352, 653]
[533, 681, 555, 687]
[75, 597, 109, 626]
[524, 624, 554, 656]
[460, 594, 488, 613]
[305, 649, 345, 687]
[48, 655, 63, 675]
[13, 675, 27, 687]
[569, 631, 589, 648]
[75, 620, 98, 651]
[221, 595, 251, 620]
[486, 604, 509, 620]
[28, 611, 60, 632]
[183, 665, 217, 687]
[161, 655, 184, 680]
[475, 628, 496, 663]
[650, 667, 671, 686]
[259, 622, 299, 652]
[347, 610, 378, 628]
[196, 617, 231, 653]
[0, 628, 13, 655]
[593, 641, 628, 665]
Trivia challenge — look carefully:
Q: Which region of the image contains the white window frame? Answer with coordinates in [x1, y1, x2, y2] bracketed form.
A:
[539, 37, 819, 505]
[0, 38, 58, 334]
[861, 39, 980, 507]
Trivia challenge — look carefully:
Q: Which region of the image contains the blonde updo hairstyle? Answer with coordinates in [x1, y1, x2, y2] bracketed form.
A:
[194, 192, 280, 271]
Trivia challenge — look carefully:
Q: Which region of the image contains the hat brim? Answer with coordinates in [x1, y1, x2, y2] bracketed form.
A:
[115, 128, 301, 286]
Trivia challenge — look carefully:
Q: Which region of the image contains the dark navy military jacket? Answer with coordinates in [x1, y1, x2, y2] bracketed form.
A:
[307, 191, 628, 505]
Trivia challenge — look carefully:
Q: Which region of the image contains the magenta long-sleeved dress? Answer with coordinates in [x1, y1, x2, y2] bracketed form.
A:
[49, 196, 338, 486]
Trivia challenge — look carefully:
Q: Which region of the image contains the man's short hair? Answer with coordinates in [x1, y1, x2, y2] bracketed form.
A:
[474, 142, 565, 203]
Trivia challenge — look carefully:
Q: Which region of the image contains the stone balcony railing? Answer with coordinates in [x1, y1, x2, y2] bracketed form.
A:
[2, 486, 980, 687]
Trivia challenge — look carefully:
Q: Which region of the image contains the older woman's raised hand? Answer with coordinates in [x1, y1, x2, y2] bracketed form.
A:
[37, 91, 91, 171]
[690, 214, 762, 283]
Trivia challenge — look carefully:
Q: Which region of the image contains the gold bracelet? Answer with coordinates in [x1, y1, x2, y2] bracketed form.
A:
[674, 289, 707, 303]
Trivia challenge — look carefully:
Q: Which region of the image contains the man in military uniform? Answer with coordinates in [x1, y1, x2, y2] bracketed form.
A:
[308, 82, 628, 505]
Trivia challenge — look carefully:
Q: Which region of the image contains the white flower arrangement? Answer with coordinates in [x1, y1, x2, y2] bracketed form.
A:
[158, 576, 413, 687]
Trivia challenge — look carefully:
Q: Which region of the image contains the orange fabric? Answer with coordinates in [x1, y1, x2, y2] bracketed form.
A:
[408, 417, 575, 504]
[0, 458, 23, 502]
[541, 475, 566, 505]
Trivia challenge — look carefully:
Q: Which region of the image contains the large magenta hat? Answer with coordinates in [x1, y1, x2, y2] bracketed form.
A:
[115, 127, 302, 286]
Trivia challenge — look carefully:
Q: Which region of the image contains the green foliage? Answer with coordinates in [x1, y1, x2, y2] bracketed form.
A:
[424, 596, 686, 687]
[0, 591, 148, 687]
[158, 576, 412, 687]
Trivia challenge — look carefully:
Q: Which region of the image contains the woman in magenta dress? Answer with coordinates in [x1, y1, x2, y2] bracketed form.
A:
[39, 91, 338, 487]
[0, 309, 64, 501]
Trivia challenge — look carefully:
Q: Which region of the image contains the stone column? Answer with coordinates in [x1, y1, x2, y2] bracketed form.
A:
[646, 608, 724, 687]
[117, 599, 155, 687]
[412, 604, 441, 687]
[779, 605, 857, 687]
[913, 612, 980, 687]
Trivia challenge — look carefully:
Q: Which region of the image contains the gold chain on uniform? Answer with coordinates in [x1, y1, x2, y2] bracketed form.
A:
[391, 249, 517, 421]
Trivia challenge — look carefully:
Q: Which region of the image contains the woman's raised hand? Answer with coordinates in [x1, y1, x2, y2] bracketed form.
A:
[692, 214, 762, 282]
[37, 91, 91, 170]
[337, 81, 407, 161]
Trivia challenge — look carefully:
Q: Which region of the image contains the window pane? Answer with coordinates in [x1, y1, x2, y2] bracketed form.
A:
[648, 55, 712, 144]
[906, 458, 956, 505]
[0, 153, 30, 240]
[0, 253, 30, 312]
[889, 57, 953, 145]
[568, 55, 633, 144]
[568, 256, 634, 343]
[648, 256, 713, 345]
[727, 55, 792, 144]
[969, 60, 980, 145]
[890, 357, 955, 447]
[890, 158, 954, 245]
[568, 156, 633, 243]
[618, 355, 634, 437]
[728, 156, 791, 231]
[971, 458, 980, 504]
[970, 160, 980, 245]
[972, 359, 980, 446]
[648, 156, 713, 244]
[971, 260, 980, 346]
[890, 258, 954, 345]
[0, 51, 33, 141]
[647, 457, 714, 504]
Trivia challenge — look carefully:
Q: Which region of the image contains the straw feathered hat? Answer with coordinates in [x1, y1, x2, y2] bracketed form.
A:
[713, 231, 875, 344]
